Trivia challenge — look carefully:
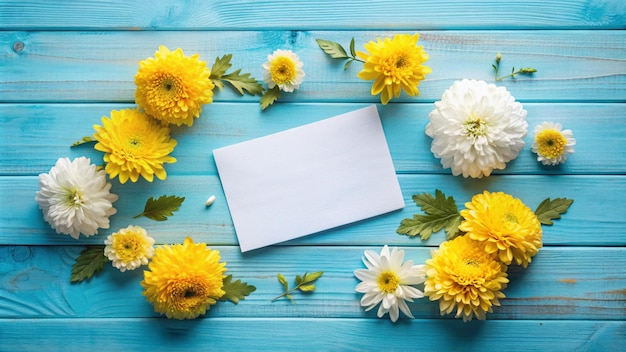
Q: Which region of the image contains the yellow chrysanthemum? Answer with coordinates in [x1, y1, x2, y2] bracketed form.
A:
[93, 108, 177, 184]
[135, 46, 214, 126]
[104, 225, 155, 272]
[357, 33, 431, 105]
[459, 191, 542, 268]
[424, 235, 509, 322]
[141, 237, 227, 320]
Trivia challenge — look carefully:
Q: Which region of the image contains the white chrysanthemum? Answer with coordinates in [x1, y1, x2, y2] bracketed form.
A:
[354, 245, 426, 322]
[425, 79, 528, 178]
[531, 122, 576, 165]
[35, 157, 118, 239]
[262, 49, 305, 92]
[104, 225, 155, 272]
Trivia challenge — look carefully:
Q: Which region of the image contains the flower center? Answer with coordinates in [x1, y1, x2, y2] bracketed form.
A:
[270, 57, 297, 85]
[464, 116, 487, 137]
[454, 255, 487, 286]
[65, 189, 84, 207]
[536, 129, 567, 159]
[112, 233, 148, 262]
[504, 212, 519, 224]
[168, 277, 211, 312]
[377, 270, 400, 293]
[395, 55, 409, 68]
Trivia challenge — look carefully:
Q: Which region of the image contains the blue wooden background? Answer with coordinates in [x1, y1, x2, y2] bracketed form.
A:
[1, 1, 625, 351]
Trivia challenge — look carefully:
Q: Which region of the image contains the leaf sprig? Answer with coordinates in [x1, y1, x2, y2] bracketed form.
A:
[397, 190, 462, 240]
[133, 195, 185, 221]
[219, 275, 257, 304]
[492, 52, 537, 81]
[210, 54, 264, 96]
[534, 198, 574, 225]
[316, 38, 364, 70]
[70, 246, 108, 283]
[260, 85, 281, 110]
[272, 271, 323, 303]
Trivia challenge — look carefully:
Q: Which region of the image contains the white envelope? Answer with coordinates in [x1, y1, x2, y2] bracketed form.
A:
[213, 105, 405, 252]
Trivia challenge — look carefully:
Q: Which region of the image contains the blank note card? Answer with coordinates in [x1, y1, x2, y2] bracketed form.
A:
[213, 105, 405, 252]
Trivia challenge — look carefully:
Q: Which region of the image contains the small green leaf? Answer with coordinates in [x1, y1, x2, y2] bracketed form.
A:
[219, 275, 256, 304]
[222, 69, 264, 96]
[133, 195, 185, 221]
[535, 198, 574, 225]
[286, 294, 295, 303]
[343, 59, 353, 71]
[316, 39, 349, 59]
[397, 190, 462, 240]
[210, 54, 233, 81]
[295, 274, 302, 285]
[349, 37, 356, 57]
[70, 246, 108, 283]
[299, 284, 316, 292]
[302, 271, 323, 283]
[277, 273, 288, 291]
[70, 136, 96, 147]
[260, 86, 281, 110]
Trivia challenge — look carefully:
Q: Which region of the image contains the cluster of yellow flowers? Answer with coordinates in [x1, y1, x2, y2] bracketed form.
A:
[424, 191, 542, 321]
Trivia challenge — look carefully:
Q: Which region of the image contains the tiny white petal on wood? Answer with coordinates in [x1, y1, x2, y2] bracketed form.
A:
[205, 195, 216, 207]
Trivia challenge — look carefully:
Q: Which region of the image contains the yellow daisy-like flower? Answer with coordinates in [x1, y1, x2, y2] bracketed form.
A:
[141, 237, 227, 320]
[357, 33, 431, 105]
[104, 225, 155, 272]
[135, 45, 214, 127]
[459, 191, 543, 268]
[93, 108, 177, 184]
[424, 235, 509, 322]
[531, 122, 576, 166]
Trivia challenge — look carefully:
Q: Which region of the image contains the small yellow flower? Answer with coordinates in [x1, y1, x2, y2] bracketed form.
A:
[135, 46, 214, 126]
[262, 49, 305, 92]
[531, 122, 576, 166]
[141, 237, 227, 320]
[424, 235, 509, 322]
[93, 108, 177, 184]
[104, 225, 154, 272]
[357, 33, 431, 105]
[459, 191, 542, 268]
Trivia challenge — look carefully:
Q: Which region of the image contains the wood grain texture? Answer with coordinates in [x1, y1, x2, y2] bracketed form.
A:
[1, 0, 624, 30]
[1, 103, 624, 176]
[0, 319, 623, 352]
[1, 31, 624, 103]
[1, 174, 622, 246]
[1, 246, 624, 320]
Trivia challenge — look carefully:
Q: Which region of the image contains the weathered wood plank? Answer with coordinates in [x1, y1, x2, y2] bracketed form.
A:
[0, 174, 622, 246]
[2, 31, 624, 102]
[1, 103, 624, 176]
[0, 246, 624, 320]
[1, 318, 622, 351]
[1, 0, 624, 30]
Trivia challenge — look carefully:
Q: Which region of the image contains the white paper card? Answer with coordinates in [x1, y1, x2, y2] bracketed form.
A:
[213, 105, 405, 252]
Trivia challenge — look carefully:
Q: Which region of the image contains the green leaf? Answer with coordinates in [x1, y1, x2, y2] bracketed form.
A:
[343, 59, 353, 71]
[302, 271, 323, 284]
[222, 69, 264, 96]
[70, 246, 108, 283]
[277, 273, 288, 291]
[133, 195, 185, 221]
[295, 274, 302, 285]
[299, 284, 316, 292]
[316, 38, 349, 59]
[210, 54, 233, 81]
[349, 37, 356, 57]
[70, 136, 96, 147]
[286, 294, 295, 303]
[535, 198, 574, 225]
[260, 86, 281, 110]
[397, 190, 462, 240]
[219, 275, 256, 304]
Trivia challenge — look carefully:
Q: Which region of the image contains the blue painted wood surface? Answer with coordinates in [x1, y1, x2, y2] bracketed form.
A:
[1, 1, 625, 351]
